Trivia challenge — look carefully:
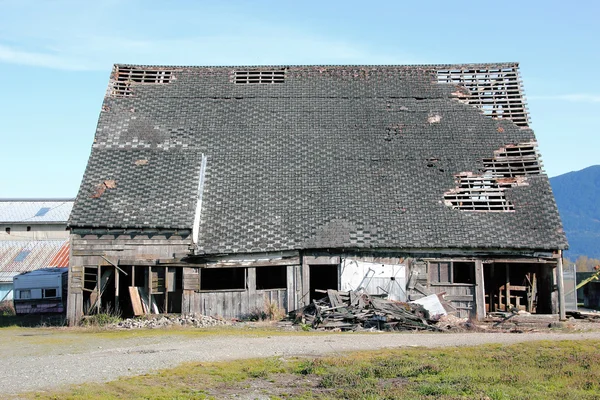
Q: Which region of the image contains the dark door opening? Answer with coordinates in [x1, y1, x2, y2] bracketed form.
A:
[483, 262, 552, 314]
[309, 264, 339, 302]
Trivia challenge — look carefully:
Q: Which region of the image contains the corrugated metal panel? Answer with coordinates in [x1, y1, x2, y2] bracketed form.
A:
[0, 240, 68, 280]
[0, 200, 74, 223]
[48, 241, 70, 267]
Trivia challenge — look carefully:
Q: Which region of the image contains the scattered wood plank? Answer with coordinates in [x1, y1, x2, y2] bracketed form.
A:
[287, 289, 441, 332]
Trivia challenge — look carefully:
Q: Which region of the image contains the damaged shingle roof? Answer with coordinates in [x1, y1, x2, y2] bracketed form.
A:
[69, 63, 568, 253]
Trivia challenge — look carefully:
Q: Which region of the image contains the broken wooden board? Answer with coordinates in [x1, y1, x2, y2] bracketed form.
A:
[129, 286, 144, 316]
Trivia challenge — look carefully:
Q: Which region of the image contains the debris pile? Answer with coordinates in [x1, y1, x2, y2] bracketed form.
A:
[112, 314, 230, 329]
[288, 289, 441, 331]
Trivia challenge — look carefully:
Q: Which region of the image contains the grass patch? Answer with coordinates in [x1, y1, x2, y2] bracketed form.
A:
[25, 340, 600, 399]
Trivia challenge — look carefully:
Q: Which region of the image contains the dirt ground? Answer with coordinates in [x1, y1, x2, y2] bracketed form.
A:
[2, 323, 600, 396]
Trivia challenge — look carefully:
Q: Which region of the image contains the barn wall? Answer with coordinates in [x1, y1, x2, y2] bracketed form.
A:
[67, 233, 192, 325]
[183, 289, 287, 319]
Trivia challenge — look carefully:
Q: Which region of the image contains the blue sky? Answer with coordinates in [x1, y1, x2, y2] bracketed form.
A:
[1, 0, 598, 198]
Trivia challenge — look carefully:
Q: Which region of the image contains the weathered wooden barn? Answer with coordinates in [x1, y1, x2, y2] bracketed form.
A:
[67, 63, 568, 324]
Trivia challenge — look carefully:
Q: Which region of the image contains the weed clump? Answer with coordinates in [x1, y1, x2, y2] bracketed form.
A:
[245, 300, 286, 321]
[0, 300, 15, 316]
[81, 307, 122, 327]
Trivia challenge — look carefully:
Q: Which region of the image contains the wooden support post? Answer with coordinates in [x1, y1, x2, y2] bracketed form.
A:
[286, 265, 295, 312]
[131, 266, 136, 286]
[557, 251, 566, 320]
[505, 264, 511, 311]
[489, 264, 495, 312]
[147, 266, 152, 315]
[96, 265, 102, 312]
[475, 260, 485, 320]
[114, 265, 120, 308]
[164, 266, 169, 313]
[247, 268, 256, 294]
[301, 258, 310, 307]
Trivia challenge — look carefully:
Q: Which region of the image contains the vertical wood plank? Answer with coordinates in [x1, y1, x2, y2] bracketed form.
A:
[557, 252, 566, 320]
[247, 268, 256, 294]
[147, 266, 152, 314]
[301, 259, 310, 307]
[164, 266, 169, 313]
[505, 264, 510, 311]
[475, 260, 486, 320]
[96, 265, 102, 312]
[286, 265, 294, 312]
[114, 266, 120, 307]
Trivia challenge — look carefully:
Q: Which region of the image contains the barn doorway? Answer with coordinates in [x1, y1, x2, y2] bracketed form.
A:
[309, 264, 339, 302]
[483, 262, 556, 314]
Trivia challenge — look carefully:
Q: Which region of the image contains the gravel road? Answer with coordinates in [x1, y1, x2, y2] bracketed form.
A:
[2, 328, 600, 396]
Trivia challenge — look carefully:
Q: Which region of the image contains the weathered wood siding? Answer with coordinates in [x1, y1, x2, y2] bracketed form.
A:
[67, 233, 192, 324]
[182, 289, 287, 318]
[429, 284, 476, 318]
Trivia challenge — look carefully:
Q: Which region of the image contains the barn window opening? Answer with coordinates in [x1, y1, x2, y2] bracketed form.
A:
[234, 69, 286, 84]
[5, 227, 10, 234]
[256, 266, 287, 290]
[112, 66, 173, 97]
[436, 65, 530, 127]
[429, 261, 475, 284]
[200, 267, 246, 291]
[27, 226, 31, 232]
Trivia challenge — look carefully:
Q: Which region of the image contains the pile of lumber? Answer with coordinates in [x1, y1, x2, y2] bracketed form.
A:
[288, 289, 440, 331]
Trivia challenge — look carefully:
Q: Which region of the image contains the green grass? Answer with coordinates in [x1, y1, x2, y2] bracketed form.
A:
[26, 340, 600, 399]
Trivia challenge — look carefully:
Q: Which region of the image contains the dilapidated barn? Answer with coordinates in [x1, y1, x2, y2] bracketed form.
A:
[67, 63, 568, 324]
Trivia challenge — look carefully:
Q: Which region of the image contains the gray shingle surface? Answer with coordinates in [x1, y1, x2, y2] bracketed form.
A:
[69, 64, 568, 253]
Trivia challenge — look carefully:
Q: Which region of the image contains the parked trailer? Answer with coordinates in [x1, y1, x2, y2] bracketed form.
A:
[13, 268, 68, 315]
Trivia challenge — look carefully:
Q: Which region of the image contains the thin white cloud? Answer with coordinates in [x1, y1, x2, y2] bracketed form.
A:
[0, 33, 420, 71]
[0, 44, 91, 70]
[529, 94, 600, 103]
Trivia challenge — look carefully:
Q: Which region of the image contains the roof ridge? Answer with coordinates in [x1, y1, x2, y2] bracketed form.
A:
[112, 62, 520, 69]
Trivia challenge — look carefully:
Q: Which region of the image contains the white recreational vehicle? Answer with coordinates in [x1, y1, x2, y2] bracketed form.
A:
[13, 268, 68, 314]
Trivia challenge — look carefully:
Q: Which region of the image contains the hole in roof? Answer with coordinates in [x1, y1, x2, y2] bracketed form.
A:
[111, 67, 173, 97]
[233, 69, 286, 84]
[482, 143, 543, 177]
[443, 142, 541, 212]
[35, 207, 51, 217]
[444, 175, 514, 211]
[437, 66, 530, 127]
[14, 250, 31, 262]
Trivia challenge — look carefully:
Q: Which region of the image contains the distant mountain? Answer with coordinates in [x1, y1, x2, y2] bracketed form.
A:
[550, 165, 600, 260]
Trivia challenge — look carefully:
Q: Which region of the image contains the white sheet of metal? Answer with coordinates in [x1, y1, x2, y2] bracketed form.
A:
[340, 259, 407, 301]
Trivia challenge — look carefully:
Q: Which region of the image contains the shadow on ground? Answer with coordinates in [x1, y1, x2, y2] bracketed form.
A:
[0, 314, 67, 328]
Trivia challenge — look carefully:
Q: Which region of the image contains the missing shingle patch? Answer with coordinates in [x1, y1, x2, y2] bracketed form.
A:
[482, 142, 542, 177]
[444, 173, 515, 211]
[437, 65, 530, 127]
[444, 142, 541, 212]
[233, 69, 286, 84]
[91, 180, 117, 198]
[111, 67, 173, 97]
